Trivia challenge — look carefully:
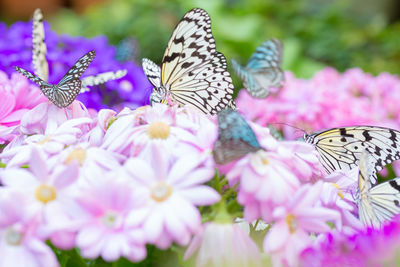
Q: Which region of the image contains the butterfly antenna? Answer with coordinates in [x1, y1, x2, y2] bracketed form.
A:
[268, 122, 307, 137]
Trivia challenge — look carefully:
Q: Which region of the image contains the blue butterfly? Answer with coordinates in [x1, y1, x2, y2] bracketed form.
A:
[213, 108, 263, 164]
[15, 50, 95, 108]
[231, 39, 284, 98]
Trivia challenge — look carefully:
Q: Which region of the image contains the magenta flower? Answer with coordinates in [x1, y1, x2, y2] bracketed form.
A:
[125, 144, 220, 248]
[263, 182, 340, 267]
[184, 222, 261, 267]
[0, 71, 46, 143]
[300, 215, 400, 266]
[74, 174, 146, 262]
[0, 190, 59, 267]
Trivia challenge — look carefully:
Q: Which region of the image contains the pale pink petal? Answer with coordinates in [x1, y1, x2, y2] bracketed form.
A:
[178, 186, 220, 206]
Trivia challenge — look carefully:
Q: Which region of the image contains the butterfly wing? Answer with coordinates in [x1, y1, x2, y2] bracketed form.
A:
[233, 39, 284, 98]
[161, 8, 234, 115]
[80, 69, 127, 92]
[32, 8, 48, 81]
[357, 152, 400, 228]
[306, 126, 400, 185]
[213, 108, 262, 164]
[15, 66, 57, 103]
[142, 58, 162, 89]
[53, 50, 95, 107]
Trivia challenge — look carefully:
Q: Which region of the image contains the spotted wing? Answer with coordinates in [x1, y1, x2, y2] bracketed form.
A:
[32, 8, 48, 81]
[15, 66, 57, 104]
[81, 69, 127, 93]
[53, 50, 95, 108]
[213, 108, 262, 164]
[306, 126, 400, 185]
[357, 152, 400, 228]
[142, 58, 162, 90]
[161, 8, 234, 115]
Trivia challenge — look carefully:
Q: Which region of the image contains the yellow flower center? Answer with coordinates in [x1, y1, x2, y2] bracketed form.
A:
[332, 183, 344, 199]
[151, 182, 172, 202]
[285, 214, 298, 234]
[35, 184, 57, 204]
[37, 135, 53, 144]
[65, 148, 86, 165]
[261, 155, 269, 165]
[147, 121, 171, 139]
[5, 228, 23, 246]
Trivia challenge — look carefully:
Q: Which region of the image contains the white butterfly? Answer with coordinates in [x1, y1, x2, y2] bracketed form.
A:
[304, 126, 400, 186]
[356, 151, 400, 228]
[31, 8, 127, 93]
[142, 8, 234, 115]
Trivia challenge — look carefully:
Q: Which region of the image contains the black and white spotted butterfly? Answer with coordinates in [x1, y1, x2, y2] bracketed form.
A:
[304, 126, 400, 186]
[31, 8, 127, 93]
[231, 39, 284, 98]
[15, 51, 95, 108]
[356, 151, 400, 228]
[142, 8, 234, 115]
[213, 108, 263, 164]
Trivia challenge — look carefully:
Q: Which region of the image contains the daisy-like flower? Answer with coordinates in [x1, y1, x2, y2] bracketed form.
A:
[125, 144, 220, 249]
[0, 190, 59, 267]
[263, 182, 340, 267]
[74, 173, 146, 262]
[184, 222, 261, 267]
[0, 146, 82, 248]
[102, 104, 205, 158]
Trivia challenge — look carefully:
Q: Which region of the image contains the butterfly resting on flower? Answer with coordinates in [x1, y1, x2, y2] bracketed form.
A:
[142, 8, 234, 115]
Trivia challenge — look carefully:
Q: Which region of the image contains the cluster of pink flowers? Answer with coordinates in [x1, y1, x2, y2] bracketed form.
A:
[0, 100, 223, 266]
[2, 67, 400, 267]
[236, 68, 400, 139]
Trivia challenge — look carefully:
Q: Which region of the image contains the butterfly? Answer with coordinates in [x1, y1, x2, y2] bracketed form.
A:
[213, 108, 262, 164]
[356, 151, 400, 228]
[15, 50, 95, 108]
[231, 39, 284, 98]
[304, 126, 400, 186]
[115, 37, 138, 62]
[142, 8, 234, 115]
[31, 8, 127, 93]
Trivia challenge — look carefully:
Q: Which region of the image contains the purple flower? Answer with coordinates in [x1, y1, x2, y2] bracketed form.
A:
[0, 21, 151, 110]
[300, 215, 400, 266]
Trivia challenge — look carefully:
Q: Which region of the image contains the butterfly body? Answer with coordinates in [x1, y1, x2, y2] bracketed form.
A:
[356, 151, 400, 228]
[232, 39, 284, 98]
[15, 50, 95, 108]
[213, 108, 262, 164]
[142, 8, 234, 115]
[305, 126, 400, 185]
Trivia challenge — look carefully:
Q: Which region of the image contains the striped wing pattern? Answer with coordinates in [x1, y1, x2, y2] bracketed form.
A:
[142, 8, 234, 115]
[305, 126, 400, 185]
[80, 69, 127, 93]
[213, 108, 262, 164]
[32, 8, 48, 81]
[232, 39, 284, 98]
[357, 152, 400, 228]
[15, 50, 95, 108]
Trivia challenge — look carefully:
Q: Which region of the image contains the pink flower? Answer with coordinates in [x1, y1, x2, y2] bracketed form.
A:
[0, 190, 59, 267]
[125, 144, 220, 249]
[263, 182, 340, 267]
[0, 71, 46, 143]
[0, 146, 82, 247]
[74, 174, 147, 262]
[184, 222, 261, 267]
[236, 68, 400, 141]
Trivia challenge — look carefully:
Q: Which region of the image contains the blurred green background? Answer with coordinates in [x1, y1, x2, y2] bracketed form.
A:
[1, 0, 400, 79]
